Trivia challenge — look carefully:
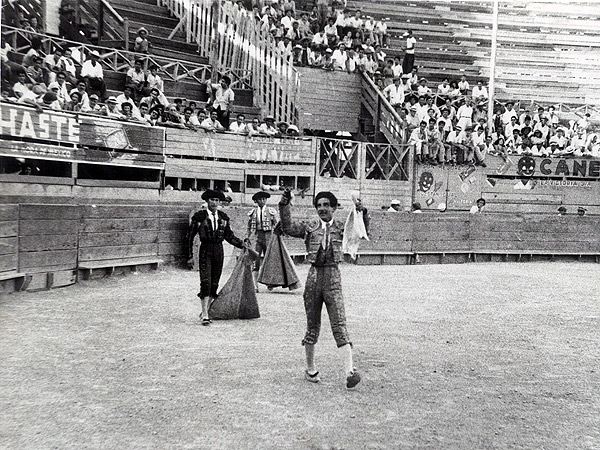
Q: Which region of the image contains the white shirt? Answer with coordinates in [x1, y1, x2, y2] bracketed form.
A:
[383, 83, 405, 106]
[392, 63, 403, 78]
[406, 36, 416, 54]
[80, 60, 104, 79]
[472, 85, 488, 98]
[209, 211, 219, 230]
[229, 121, 248, 133]
[331, 49, 347, 70]
[210, 84, 235, 111]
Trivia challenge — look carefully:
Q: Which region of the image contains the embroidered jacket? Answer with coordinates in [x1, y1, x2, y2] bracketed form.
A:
[247, 206, 278, 235]
[279, 199, 344, 264]
[188, 209, 244, 256]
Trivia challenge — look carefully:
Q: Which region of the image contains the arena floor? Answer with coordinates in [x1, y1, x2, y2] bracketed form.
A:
[1, 262, 599, 450]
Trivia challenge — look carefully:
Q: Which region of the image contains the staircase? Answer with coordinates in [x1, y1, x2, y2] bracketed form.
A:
[81, 0, 259, 118]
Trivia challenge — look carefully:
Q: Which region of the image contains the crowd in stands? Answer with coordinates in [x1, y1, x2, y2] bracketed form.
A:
[397, 80, 600, 165]
[1, 25, 301, 137]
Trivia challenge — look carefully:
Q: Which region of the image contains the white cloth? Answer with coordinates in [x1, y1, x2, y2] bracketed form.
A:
[342, 191, 369, 259]
[80, 60, 103, 79]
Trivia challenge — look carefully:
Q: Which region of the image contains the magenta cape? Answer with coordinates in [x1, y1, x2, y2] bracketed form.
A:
[257, 233, 300, 290]
[209, 248, 260, 320]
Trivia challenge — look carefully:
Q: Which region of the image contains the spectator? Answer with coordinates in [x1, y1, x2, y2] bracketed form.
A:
[316, 0, 329, 30]
[383, 77, 404, 111]
[501, 102, 518, 127]
[472, 81, 488, 103]
[181, 107, 201, 130]
[309, 6, 320, 34]
[17, 84, 45, 109]
[311, 28, 328, 50]
[43, 46, 64, 85]
[469, 198, 486, 214]
[140, 87, 168, 111]
[207, 75, 235, 129]
[409, 121, 427, 163]
[547, 106, 560, 128]
[146, 65, 164, 93]
[324, 17, 339, 48]
[437, 78, 451, 99]
[29, 16, 44, 34]
[387, 199, 401, 212]
[59, 47, 78, 86]
[59, 5, 85, 42]
[277, 121, 289, 136]
[81, 93, 102, 114]
[458, 75, 469, 96]
[12, 70, 32, 99]
[576, 113, 591, 132]
[201, 110, 226, 132]
[456, 97, 474, 131]
[402, 30, 416, 74]
[134, 27, 152, 53]
[334, 9, 348, 37]
[533, 116, 550, 143]
[298, 12, 312, 38]
[63, 90, 83, 112]
[417, 78, 431, 97]
[229, 113, 248, 134]
[364, 16, 376, 43]
[126, 59, 146, 99]
[80, 50, 106, 98]
[557, 206, 567, 216]
[100, 96, 122, 118]
[22, 38, 42, 67]
[247, 117, 261, 135]
[287, 124, 300, 136]
[25, 55, 45, 87]
[331, 43, 348, 70]
[116, 86, 140, 116]
[258, 115, 279, 136]
[375, 17, 388, 47]
[411, 202, 422, 213]
[138, 102, 150, 122]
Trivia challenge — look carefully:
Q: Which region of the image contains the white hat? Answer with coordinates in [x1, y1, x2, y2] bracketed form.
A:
[90, 50, 100, 57]
[391, 199, 401, 205]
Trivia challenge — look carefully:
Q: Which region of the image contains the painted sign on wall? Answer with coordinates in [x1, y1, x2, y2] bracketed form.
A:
[0, 104, 79, 143]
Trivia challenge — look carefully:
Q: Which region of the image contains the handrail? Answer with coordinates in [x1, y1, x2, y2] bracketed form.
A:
[75, 0, 130, 50]
[1, 26, 212, 87]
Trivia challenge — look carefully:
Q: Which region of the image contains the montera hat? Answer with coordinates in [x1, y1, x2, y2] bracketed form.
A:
[252, 191, 271, 201]
[201, 189, 226, 201]
[313, 191, 338, 208]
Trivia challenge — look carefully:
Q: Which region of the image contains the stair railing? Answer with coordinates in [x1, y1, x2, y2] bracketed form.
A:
[76, 0, 130, 50]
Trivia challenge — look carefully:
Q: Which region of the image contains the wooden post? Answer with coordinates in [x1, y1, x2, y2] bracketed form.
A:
[75, 0, 80, 29]
[124, 17, 130, 51]
[97, 0, 104, 43]
[487, 0, 499, 134]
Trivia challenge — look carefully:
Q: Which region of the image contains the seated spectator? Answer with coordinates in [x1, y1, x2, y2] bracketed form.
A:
[200, 110, 225, 132]
[504, 116, 520, 139]
[206, 75, 235, 129]
[309, 6, 320, 34]
[287, 124, 300, 136]
[140, 87, 169, 111]
[437, 79, 451, 99]
[116, 86, 140, 116]
[529, 130, 547, 156]
[100, 96, 122, 118]
[547, 106, 560, 128]
[443, 98, 457, 121]
[80, 50, 106, 98]
[288, 21, 303, 44]
[81, 93, 102, 114]
[457, 126, 486, 166]
[134, 27, 152, 53]
[425, 118, 446, 164]
[296, 38, 315, 66]
[258, 115, 279, 136]
[64, 90, 83, 111]
[120, 101, 136, 121]
[17, 84, 46, 109]
[43, 46, 64, 85]
[334, 9, 348, 37]
[297, 12, 312, 39]
[373, 44, 386, 65]
[576, 113, 591, 132]
[311, 29, 328, 51]
[126, 59, 146, 99]
[331, 43, 348, 70]
[324, 17, 339, 48]
[41, 91, 61, 110]
[387, 199, 401, 212]
[409, 121, 427, 163]
[146, 65, 164, 93]
[229, 113, 248, 134]
[59, 48, 78, 87]
[375, 17, 388, 47]
[533, 116, 550, 143]
[444, 124, 460, 164]
[247, 117, 261, 135]
[69, 79, 90, 109]
[417, 78, 431, 97]
[22, 38, 43, 67]
[472, 81, 488, 103]
[456, 97, 474, 131]
[26, 55, 46, 87]
[12, 70, 32, 99]
[138, 102, 150, 122]
[46, 82, 63, 106]
[585, 133, 600, 158]
[59, 5, 87, 43]
[506, 128, 523, 154]
[146, 107, 163, 126]
[182, 107, 201, 130]
[277, 121, 289, 136]
[551, 127, 568, 152]
[568, 130, 588, 156]
[501, 102, 518, 127]
[458, 75, 469, 96]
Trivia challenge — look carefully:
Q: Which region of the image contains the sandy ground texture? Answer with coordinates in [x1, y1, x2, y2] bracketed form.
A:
[1, 262, 599, 450]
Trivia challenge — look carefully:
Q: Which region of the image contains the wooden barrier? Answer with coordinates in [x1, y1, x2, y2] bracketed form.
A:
[18, 204, 80, 290]
[0, 201, 599, 294]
